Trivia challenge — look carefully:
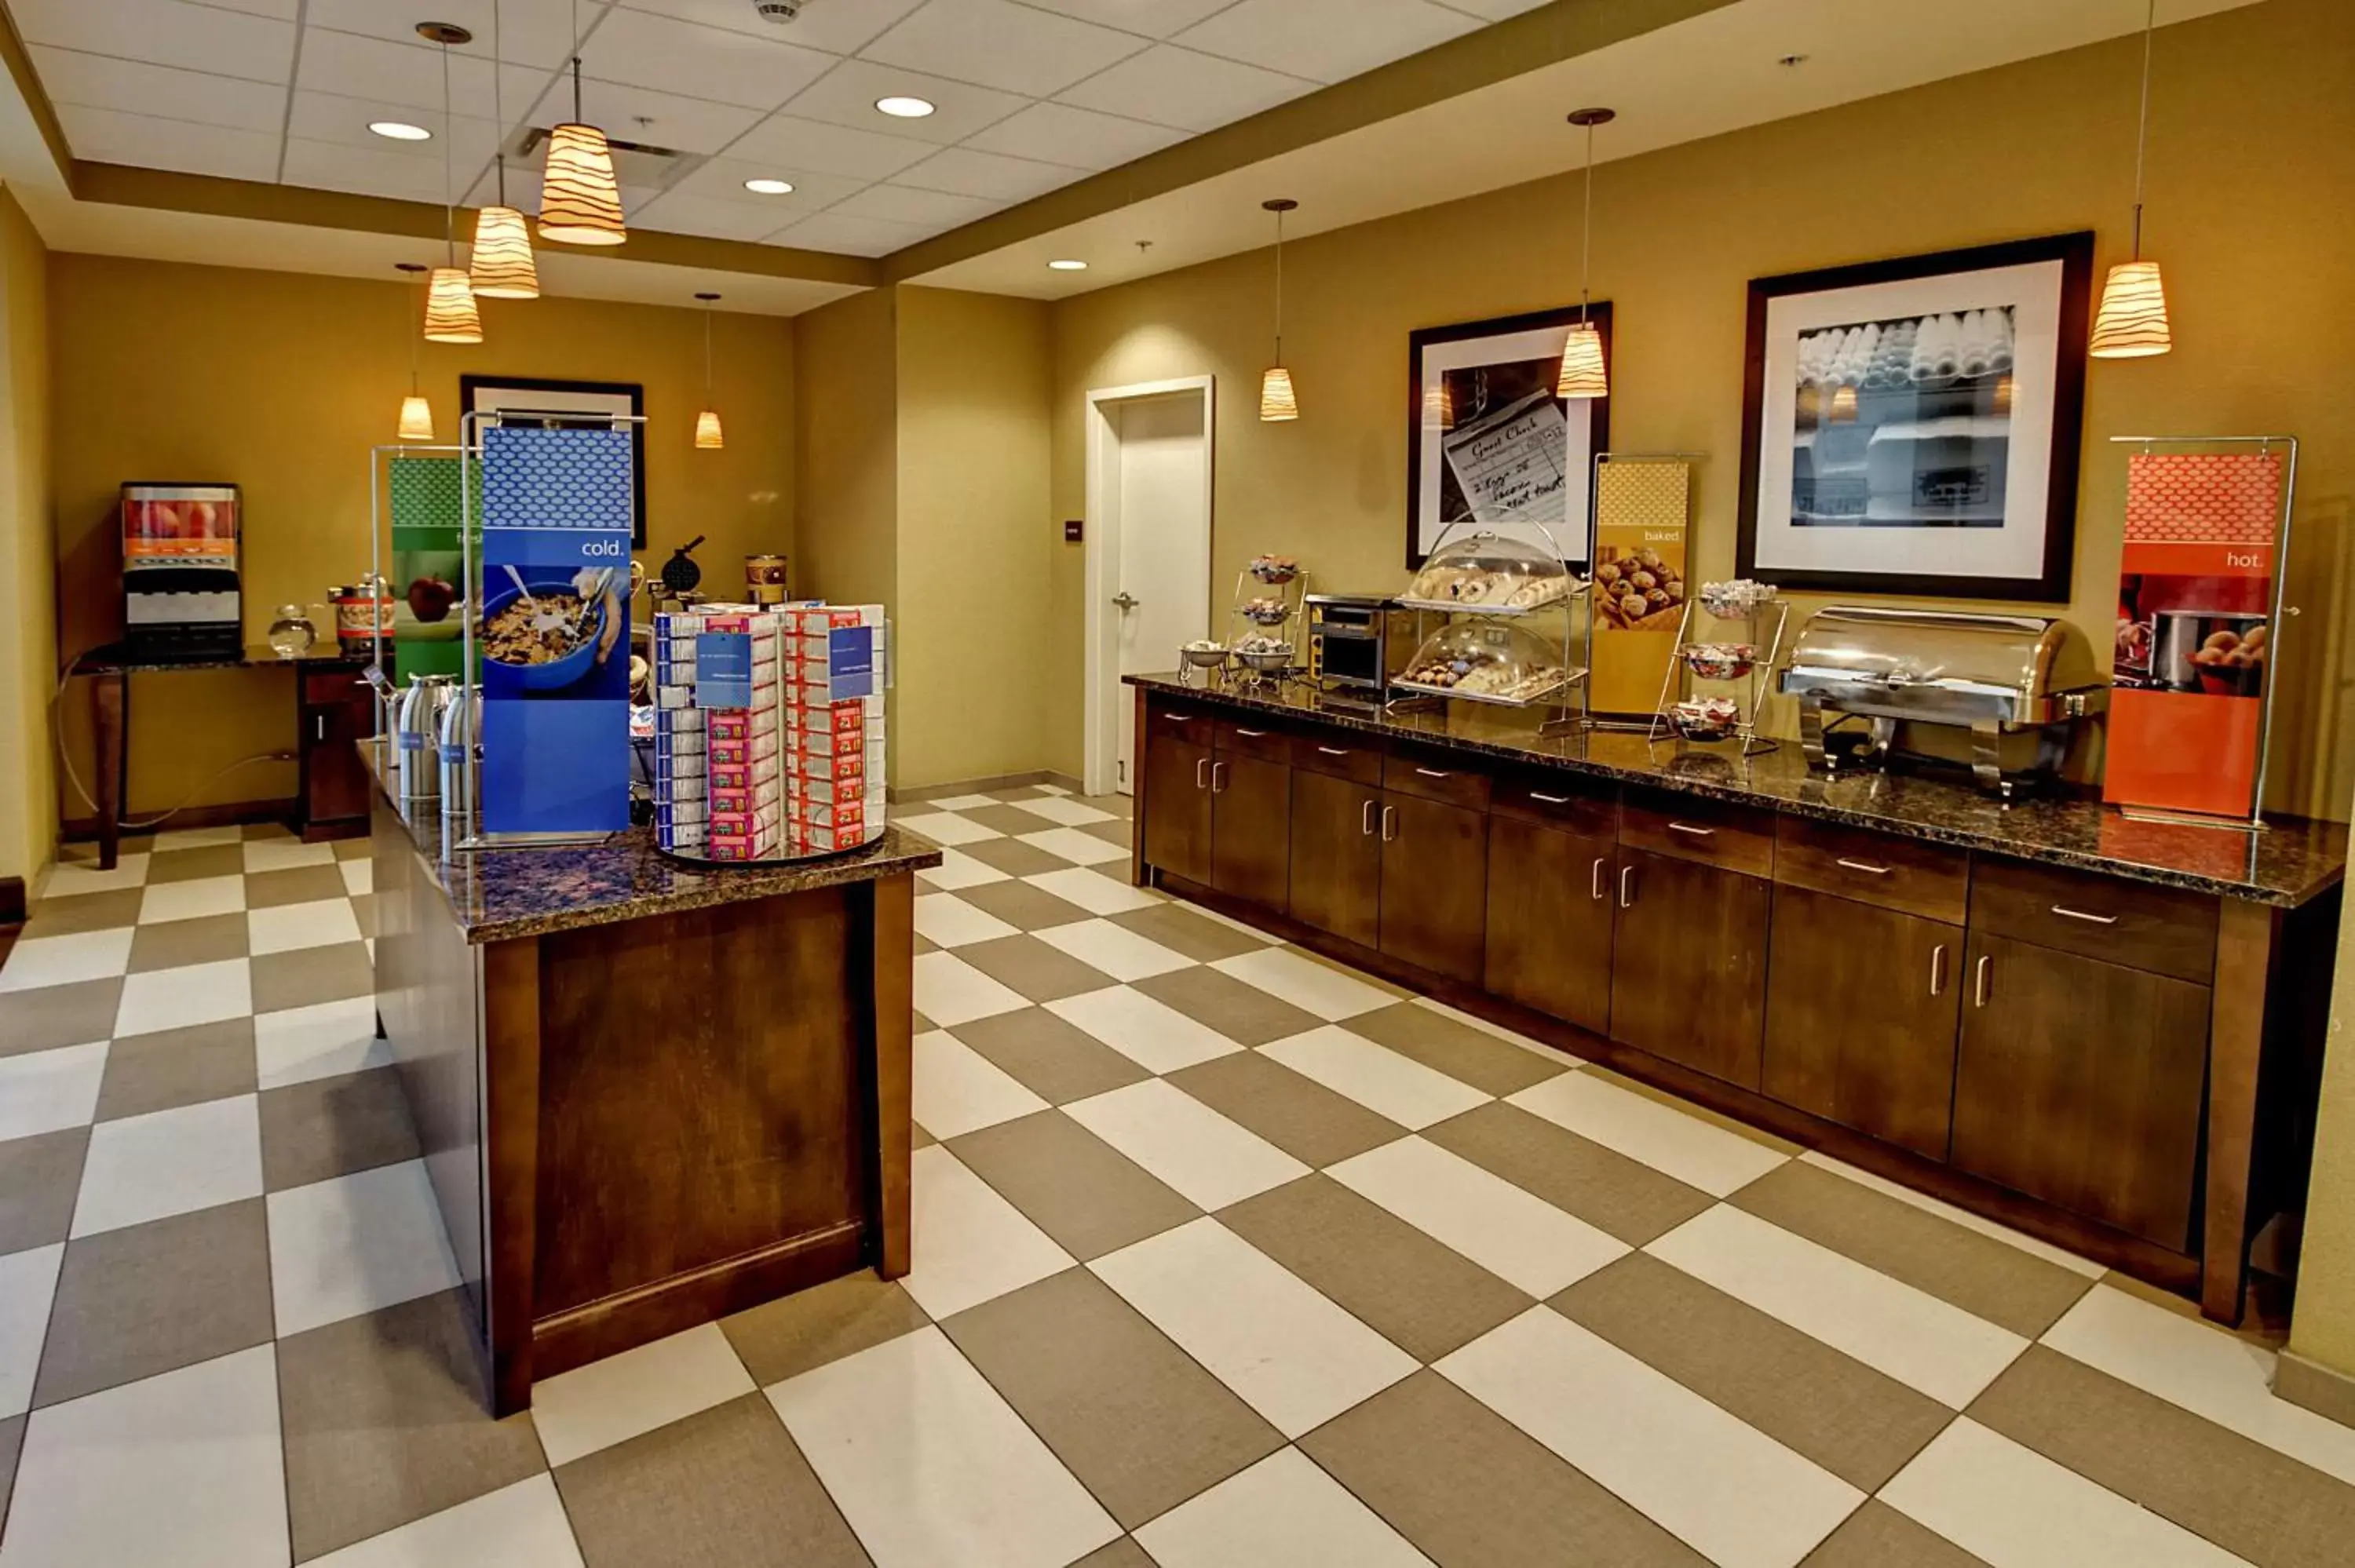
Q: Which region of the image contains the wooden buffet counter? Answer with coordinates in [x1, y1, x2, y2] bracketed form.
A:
[367, 744, 939, 1415]
[1127, 674, 2346, 1323]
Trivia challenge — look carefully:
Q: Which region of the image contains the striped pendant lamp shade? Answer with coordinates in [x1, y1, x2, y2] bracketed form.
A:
[1259, 366, 1298, 422]
[469, 205, 540, 298]
[695, 409, 725, 450]
[423, 266, 482, 344]
[539, 123, 627, 245]
[2090, 260, 2171, 358]
[396, 394, 435, 442]
[1555, 323, 1608, 399]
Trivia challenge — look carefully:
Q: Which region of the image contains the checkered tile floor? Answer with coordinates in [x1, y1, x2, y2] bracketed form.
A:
[3, 794, 2352, 1566]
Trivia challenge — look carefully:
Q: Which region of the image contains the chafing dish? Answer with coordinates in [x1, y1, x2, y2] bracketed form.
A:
[1778, 606, 2107, 797]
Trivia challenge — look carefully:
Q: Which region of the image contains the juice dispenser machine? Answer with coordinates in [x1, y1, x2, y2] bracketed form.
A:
[121, 482, 242, 657]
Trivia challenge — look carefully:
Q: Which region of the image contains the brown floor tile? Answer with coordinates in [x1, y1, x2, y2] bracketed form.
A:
[912, 932, 940, 955]
[556, 1393, 871, 1568]
[1802, 1500, 1988, 1566]
[126, 912, 250, 974]
[94, 1019, 257, 1122]
[144, 844, 246, 884]
[1166, 1052, 1406, 1169]
[57, 837, 154, 863]
[956, 879, 1096, 932]
[1131, 965, 1323, 1046]
[955, 803, 1061, 837]
[911, 1121, 935, 1149]
[1423, 1102, 1713, 1246]
[1105, 903, 1267, 963]
[1343, 1002, 1571, 1097]
[955, 933, 1120, 1004]
[959, 837, 1074, 877]
[941, 1267, 1282, 1530]
[252, 941, 374, 1013]
[1079, 819, 1134, 847]
[332, 834, 372, 859]
[1302, 1369, 1710, 1567]
[260, 1067, 422, 1191]
[0, 1129, 88, 1255]
[1080, 793, 1133, 819]
[1222, 1175, 1530, 1362]
[1553, 1253, 1952, 1492]
[349, 892, 378, 939]
[1970, 1344, 2355, 1568]
[1072, 1540, 1153, 1568]
[950, 1007, 1150, 1104]
[986, 785, 1053, 802]
[246, 865, 350, 909]
[0, 1413, 17, 1535]
[1732, 1161, 2094, 1339]
[279, 1287, 547, 1563]
[721, 1271, 930, 1387]
[21, 889, 144, 938]
[947, 1110, 1198, 1260]
[911, 1010, 936, 1034]
[0, 978, 123, 1058]
[34, 1199, 274, 1407]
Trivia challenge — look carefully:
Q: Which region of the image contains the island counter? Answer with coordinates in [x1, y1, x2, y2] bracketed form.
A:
[367, 743, 939, 1416]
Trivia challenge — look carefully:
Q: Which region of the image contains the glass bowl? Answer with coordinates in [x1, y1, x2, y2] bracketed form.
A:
[1402, 528, 1572, 614]
[1681, 643, 1758, 681]
[1395, 620, 1572, 706]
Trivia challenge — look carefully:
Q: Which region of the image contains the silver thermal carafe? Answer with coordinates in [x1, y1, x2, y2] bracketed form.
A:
[396, 675, 455, 803]
[437, 687, 480, 839]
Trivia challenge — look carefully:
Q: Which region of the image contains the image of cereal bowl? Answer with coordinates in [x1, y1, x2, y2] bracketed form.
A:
[1680, 642, 1757, 681]
[480, 576, 608, 693]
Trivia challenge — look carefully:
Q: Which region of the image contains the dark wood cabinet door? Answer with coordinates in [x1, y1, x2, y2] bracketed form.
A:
[1378, 790, 1488, 983]
[1288, 765, 1381, 950]
[1211, 753, 1291, 911]
[1609, 848, 1769, 1089]
[1762, 885, 1962, 1160]
[1951, 932, 2210, 1249]
[1142, 737, 1212, 885]
[300, 691, 375, 830]
[1484, 815, 1613, 1036]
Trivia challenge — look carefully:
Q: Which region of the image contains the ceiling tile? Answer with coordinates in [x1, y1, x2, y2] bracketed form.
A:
[1429, 0, 1551, 17]
[580, 6, 836, 110]
[543, 78, 767, 154]
[860, 0, 1146, 98]
[304, 0, 583, 68]
[617, 0, 927, 56]
[1055, 42, 1311, 131]
[12, 0, 296, 86]
[768, 210, 933, 257]
[284, 92, 507, 167]
[30, 47, 288, 134]
[630, 189, 797, 241]
[725, 114, 935, 180]
[55, 104, 282, 181]
[774, 57, 1026, 146]
[894, 145, 1080, 202]
[465, 162, 544, 210]
[188, 0, 297, 15]
[666, 156, 866, 209]
[281, 136, 478, 202]
[1171, 0, 1476, 84]
[293, 29, 542, 122]
[1013, 0, 1240, 38]
[962, 101, 1181, 170]
[827, 182, 1001, 227]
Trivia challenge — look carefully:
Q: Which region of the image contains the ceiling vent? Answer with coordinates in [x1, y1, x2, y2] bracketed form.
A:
[752, 1, 806, 20]
[505, 126, 705, 197]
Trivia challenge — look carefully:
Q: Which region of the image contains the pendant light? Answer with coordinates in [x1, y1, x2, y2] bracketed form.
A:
[469, 2, 539, 298]
[1557, 108, 1613, 400]
[394, 262, 434, 440]
[1258, 199, 1298, 422]
[2090, 0, 2171, 358]
[420, 24, 483, 345]
[694, 292, 725, 450]
[539, 0, 626, 246]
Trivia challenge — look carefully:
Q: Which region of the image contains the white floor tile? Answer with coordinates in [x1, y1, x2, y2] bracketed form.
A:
[914, 951, 1031, 1028]
[0, 1042, 109, 1141]
[914, 1030, 1050, 1140]
[253, 997, 391, 1089]
[1506, 1071, 1787, 1197]
[900, 1147, 1074, 1320]
[1211, 948, 1392, 1021]
[152, 826, 245, 850]
[1880, 1417, 2245, 1568]
[916, 849, 1013, 892]
[1032, 918, 1191, 983]
[1046, 985, 1241, 1075]
[338, 859, 373, 897]
[267, 1158, 462, 1336]
[0, 1343, 289, 1568]
[71, 1095, 264, 1238]
[1017, 827, 1129, 866]
[137, 875, 247, 925]
[113, 957, 252, 1038]
[0, 1244, 63, 1419]
[0, 929, 135, 993]
[242, 838, 338, 873]
[1438, 1307, 1861, 1568]
[770, 1326, 1119, 1568]
[913, 893, 1020, 949]
[305, 1474, 583, 1568]
[1330, 1136, 1626, 1298]
[900, 812, 1005, 847]
[530, 1322, 757, 1468]
[1033, 783, 1074, 796]
[1179, 902, 1282, 943]
[1064, 1080, 1305, 1211]
[1091, 1218, 1414, 1439]
[1135, 1446, 1431, 1568]
[923, 794, 1000, 811]
[38, 854, 151, 897]
[1797, 1150, 2107, 1278]
[1647, 1205, 2028, 1408]
[246, 898, 365, 957]
[1023, 867, 1159, 915]
[1261, 1026, 1491, 1129]
[1410, 996, 1579, 1065]
[1004, 796, 1115, 827]
[2043, 1283, 2355, 1486]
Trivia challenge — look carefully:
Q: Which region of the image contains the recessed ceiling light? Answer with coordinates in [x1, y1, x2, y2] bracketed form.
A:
[1047, 259, 1087, 272]
[370, 120, 433, 141]
[743, 177, 794, 195]
[874, 95, 936, 119]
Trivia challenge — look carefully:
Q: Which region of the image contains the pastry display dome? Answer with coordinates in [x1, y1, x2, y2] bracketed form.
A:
[1400, 527, 1574, 614]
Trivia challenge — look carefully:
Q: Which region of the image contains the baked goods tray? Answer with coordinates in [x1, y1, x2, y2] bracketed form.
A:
[1394, 595, 1555, 617]
[1389, 668, 1584, 708]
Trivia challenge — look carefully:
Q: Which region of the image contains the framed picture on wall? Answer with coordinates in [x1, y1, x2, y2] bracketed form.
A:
[460, 375, 648, 548]
[1407, 304, 1610, 569]
[1736, 232, 2094, 601]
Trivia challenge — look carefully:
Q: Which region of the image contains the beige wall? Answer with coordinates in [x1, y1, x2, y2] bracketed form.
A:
[47, 253, 794, 824]
[1047, 0, 2355, 812]
[0, 184, 51, 889]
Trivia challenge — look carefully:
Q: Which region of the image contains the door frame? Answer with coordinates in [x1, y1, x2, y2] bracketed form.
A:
[1083, 374, 1216, 797]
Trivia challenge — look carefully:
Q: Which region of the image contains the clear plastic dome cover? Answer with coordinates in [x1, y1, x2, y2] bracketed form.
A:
[1397, 619, 1572, 704]
[1402, 526, 1574, 612]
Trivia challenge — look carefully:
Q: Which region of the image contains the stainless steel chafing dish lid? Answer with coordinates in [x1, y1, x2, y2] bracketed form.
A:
[1779, 606, 2107, 725]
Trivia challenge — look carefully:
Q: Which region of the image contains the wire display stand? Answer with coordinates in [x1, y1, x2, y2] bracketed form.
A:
[1225, 560, 1311, 692]
[1644, 595, 1789, 756]
[1388, 516, 1590, 735]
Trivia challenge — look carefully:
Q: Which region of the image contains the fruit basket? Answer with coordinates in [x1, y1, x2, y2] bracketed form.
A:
[1393, 620, 1579, 707]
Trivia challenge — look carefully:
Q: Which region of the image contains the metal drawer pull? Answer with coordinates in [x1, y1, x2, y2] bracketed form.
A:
[2050, 906, 2120, 925]
[1414, 767, 1451, 779]
[1362, 800, 1377, 837]
[1316, 746, 1351, 757]
[1195, 757, 1209, 789]
[1619, 865, 1636, 909]
[1210, 762, 1229, 793]
[1531, 791, 1572, 805]
[316, 714, 327, 742]
[1381, 806, 1398, 842]
[1667, 822, 1716, 837]
[1165, 712, 1192, 722]
[1591, 857, 1608, 900]
[1930, 943, 1948, 997]
[1236, 728, 1267, 738]
[1835, 858, 1892, 876]
[1974, 954, 1992, 1008]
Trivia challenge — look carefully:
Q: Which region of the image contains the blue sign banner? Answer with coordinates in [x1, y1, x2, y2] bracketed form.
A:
[827, 625, 876, 699]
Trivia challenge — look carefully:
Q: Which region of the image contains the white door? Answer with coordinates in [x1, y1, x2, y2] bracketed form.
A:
[1101, 389, 1211, 794]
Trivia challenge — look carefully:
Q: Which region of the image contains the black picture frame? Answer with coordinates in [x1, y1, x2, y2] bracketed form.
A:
[1734, 232, 2094, 602]
[460, 375, 649, 549]
[1407, 303, 1611, 570]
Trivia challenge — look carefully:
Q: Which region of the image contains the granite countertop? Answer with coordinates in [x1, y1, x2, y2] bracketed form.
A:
[366, 742, 940, 943]
[1127, 673, 2348, 908]
[75, 643, 374, 674]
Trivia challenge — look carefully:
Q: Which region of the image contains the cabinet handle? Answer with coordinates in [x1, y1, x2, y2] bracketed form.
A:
[2050, 905, 2120, 926]
[315, 713, 327, 742]
[1414, 767, 1452, 779]
[1619, 865, 1636, 909]
[1667, 822, 1715, 837]
[1361, 800, 1377, 837]
[1195, 757, 1209, 789]
[1973, 954, 1992, 1008]
[1316, 746, 1351, 757]
[1591, 857, 1608, 901]
[1532, 791, 1572, 805]
[1210, 761, 1228, 794]
[1165, 712, 1194, 722]
[1930, 943, 1948, 997]
[1381, 806, 1398, 842]
[1236, 728, 1267, 738]
[1835, 857, 1892, 876]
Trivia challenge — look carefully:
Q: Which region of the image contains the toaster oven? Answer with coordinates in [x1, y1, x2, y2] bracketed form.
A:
[1305, 593, 1409, 699]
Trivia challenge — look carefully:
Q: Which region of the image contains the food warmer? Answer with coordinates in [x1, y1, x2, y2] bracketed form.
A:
[1777, 606, 2107, 797]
